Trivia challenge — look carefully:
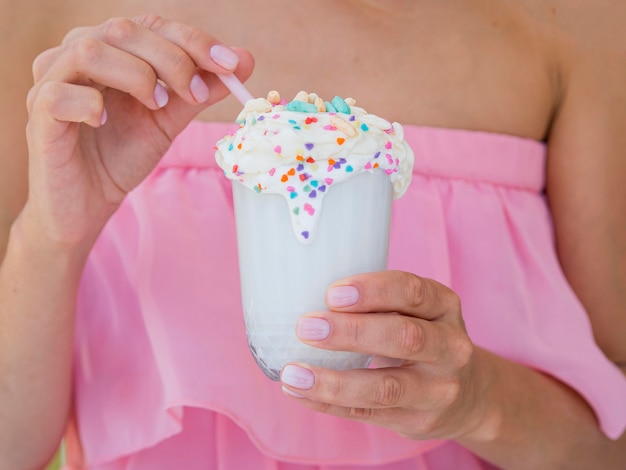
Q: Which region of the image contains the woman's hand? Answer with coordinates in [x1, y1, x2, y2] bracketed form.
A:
[281, 270, 496, 441]
[23, 14, 254, 250]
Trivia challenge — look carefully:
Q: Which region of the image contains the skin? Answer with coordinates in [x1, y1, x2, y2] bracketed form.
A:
[0, 0, 624, 468]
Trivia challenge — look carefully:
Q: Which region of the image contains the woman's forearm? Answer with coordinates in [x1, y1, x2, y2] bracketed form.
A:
[460, 347, 626, 469]
[0, 209, 91, 470]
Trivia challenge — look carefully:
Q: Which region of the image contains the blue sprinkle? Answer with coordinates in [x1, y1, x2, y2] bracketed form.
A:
[345, 165, 354, 172]
[309, 190, 317, 198]
[290, 192, 298, 199]
[228, 143, 234, 151]
[305, 142, 314, 150]
[318, 185, 326, 192]
[331, 96, 351, 114]
[325, 101, 337, 113]
[374, 151, 381, 159]
[293, 126, 301, 130]
[361, 123, 369, 131]
[301, 231, 309, 239]
[288, 119, 297, 125]
[297, 164, 304, 171]
[349, 115, 356, 121]
[310, 180, 319, 187]
[286, 101, 319, 113]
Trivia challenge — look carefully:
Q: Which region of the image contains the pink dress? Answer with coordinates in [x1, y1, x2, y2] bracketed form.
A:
[63, 121, 626, 469]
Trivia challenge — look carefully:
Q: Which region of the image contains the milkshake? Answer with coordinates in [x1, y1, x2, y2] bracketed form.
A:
[215, 91, 414, 380]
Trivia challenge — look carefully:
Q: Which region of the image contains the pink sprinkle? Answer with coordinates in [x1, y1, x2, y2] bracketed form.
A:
[385, 141, 392, 150]
[325, 178, 333, 185]
[287, 186, 295, 192]
[269, 168, 276, 176]
[273, 114, 281, 119]
[274, 145, 282, 154]
[385, 169, 394, 175]
[303, 203, 315, 215]
[364, 162, 372, 170]
[386, 153, 393, 164]
[323, 125, 337, 131]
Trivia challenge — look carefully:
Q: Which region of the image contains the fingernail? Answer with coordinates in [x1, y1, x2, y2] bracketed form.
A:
[297, 317, 330, 341]
[282, 385, 306, 399]
[210, 44, 240, 70]
[327, 285, 359, 307]
[281, 365, 314, 390]
[154, 82, 169, 108]
[100, 108, 108, 126]
[190, 74, 210, 103]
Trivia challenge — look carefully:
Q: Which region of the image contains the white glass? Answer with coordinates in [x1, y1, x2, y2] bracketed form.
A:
[232, 170, 393, 380]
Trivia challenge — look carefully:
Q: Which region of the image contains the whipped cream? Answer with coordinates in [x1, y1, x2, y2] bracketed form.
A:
[214, 92, 414, 244]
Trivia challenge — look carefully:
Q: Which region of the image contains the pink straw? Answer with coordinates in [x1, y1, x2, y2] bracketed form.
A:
[216, 73, 254, 105]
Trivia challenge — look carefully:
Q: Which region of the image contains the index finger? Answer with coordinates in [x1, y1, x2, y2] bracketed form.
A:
[326, 270, 461, 321]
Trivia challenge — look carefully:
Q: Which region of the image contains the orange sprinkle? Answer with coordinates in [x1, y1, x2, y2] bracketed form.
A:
[336, 137, 345, 145]
[296, 155, 304, 161]
[328, 159, 336, 166]
[281, 174, 288, 182]
[373, 163, 379, 169]
[237, 143, 242, 150]
[288, 168, 296, 176]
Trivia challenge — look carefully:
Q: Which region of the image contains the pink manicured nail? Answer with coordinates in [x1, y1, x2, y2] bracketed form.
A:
[154, 82, 169, 108]
[210, 44, 240, 70]
[327, 285, 359, 307]
[190, 74, 210, 103]
[297, 317, 330, 341]
[281, 365, 314, 390]
[100, 108, 108, 126]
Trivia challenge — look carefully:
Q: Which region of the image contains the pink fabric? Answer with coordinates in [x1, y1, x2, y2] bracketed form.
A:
[68, 121, 626, 469]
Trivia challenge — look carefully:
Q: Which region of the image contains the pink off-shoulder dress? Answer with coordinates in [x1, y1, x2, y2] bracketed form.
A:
[63, 121, 626, 469]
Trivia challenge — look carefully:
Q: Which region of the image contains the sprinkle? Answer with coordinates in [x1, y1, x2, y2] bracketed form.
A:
[331, 96, 351, 114]
[364, 162, 372, 170]
[269, 168, 276, 176]
[273, 114, 281, 119]
[318, 185, 326, 192]
[303, 203, 315, 215]
[301, 231, 309, 239]
[303, 184, 311, 192]
[288, 119, 297, 125]
[293, 207, 300, 215]
[325, 178, 334, 185]
[323, 125, 337, 131]
[385, 141, 392, 150]
[281, 174, 289, 182]
[257, 115, 265, 121]
[328, 159, 336, 166]
[374, 151, 381, 159]
[361, 123, 369, 131]
[306, 157, 315, 163]
[297, 164, 304, 171]
[299, 174, 307, 182]
[336, 137, 345, 145]
[309, 190, 317, 198]
[287, 186, 295, 192]
[305, 143, 314, 150]
[228, 143, 234, 151]
[232, 164, 238, 173]
[274, 145, 282, 154]
[290, 192, 298, 199]
[305, 117, 318, 125]
[310, 180, 319, 187]
[288, 168, 296, 176]
[345, 165, 353, 172]
[237, 143, 242, 149]
[286, 101, 319, 113]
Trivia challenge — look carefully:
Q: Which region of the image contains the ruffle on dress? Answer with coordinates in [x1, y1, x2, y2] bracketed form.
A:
[64, 121, 626, 469]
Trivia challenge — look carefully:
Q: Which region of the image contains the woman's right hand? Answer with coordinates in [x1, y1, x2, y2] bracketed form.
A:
[23, 14, 254, 251]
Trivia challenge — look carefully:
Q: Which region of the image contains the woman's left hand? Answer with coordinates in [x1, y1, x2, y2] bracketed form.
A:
[281, 270, 494, 441]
